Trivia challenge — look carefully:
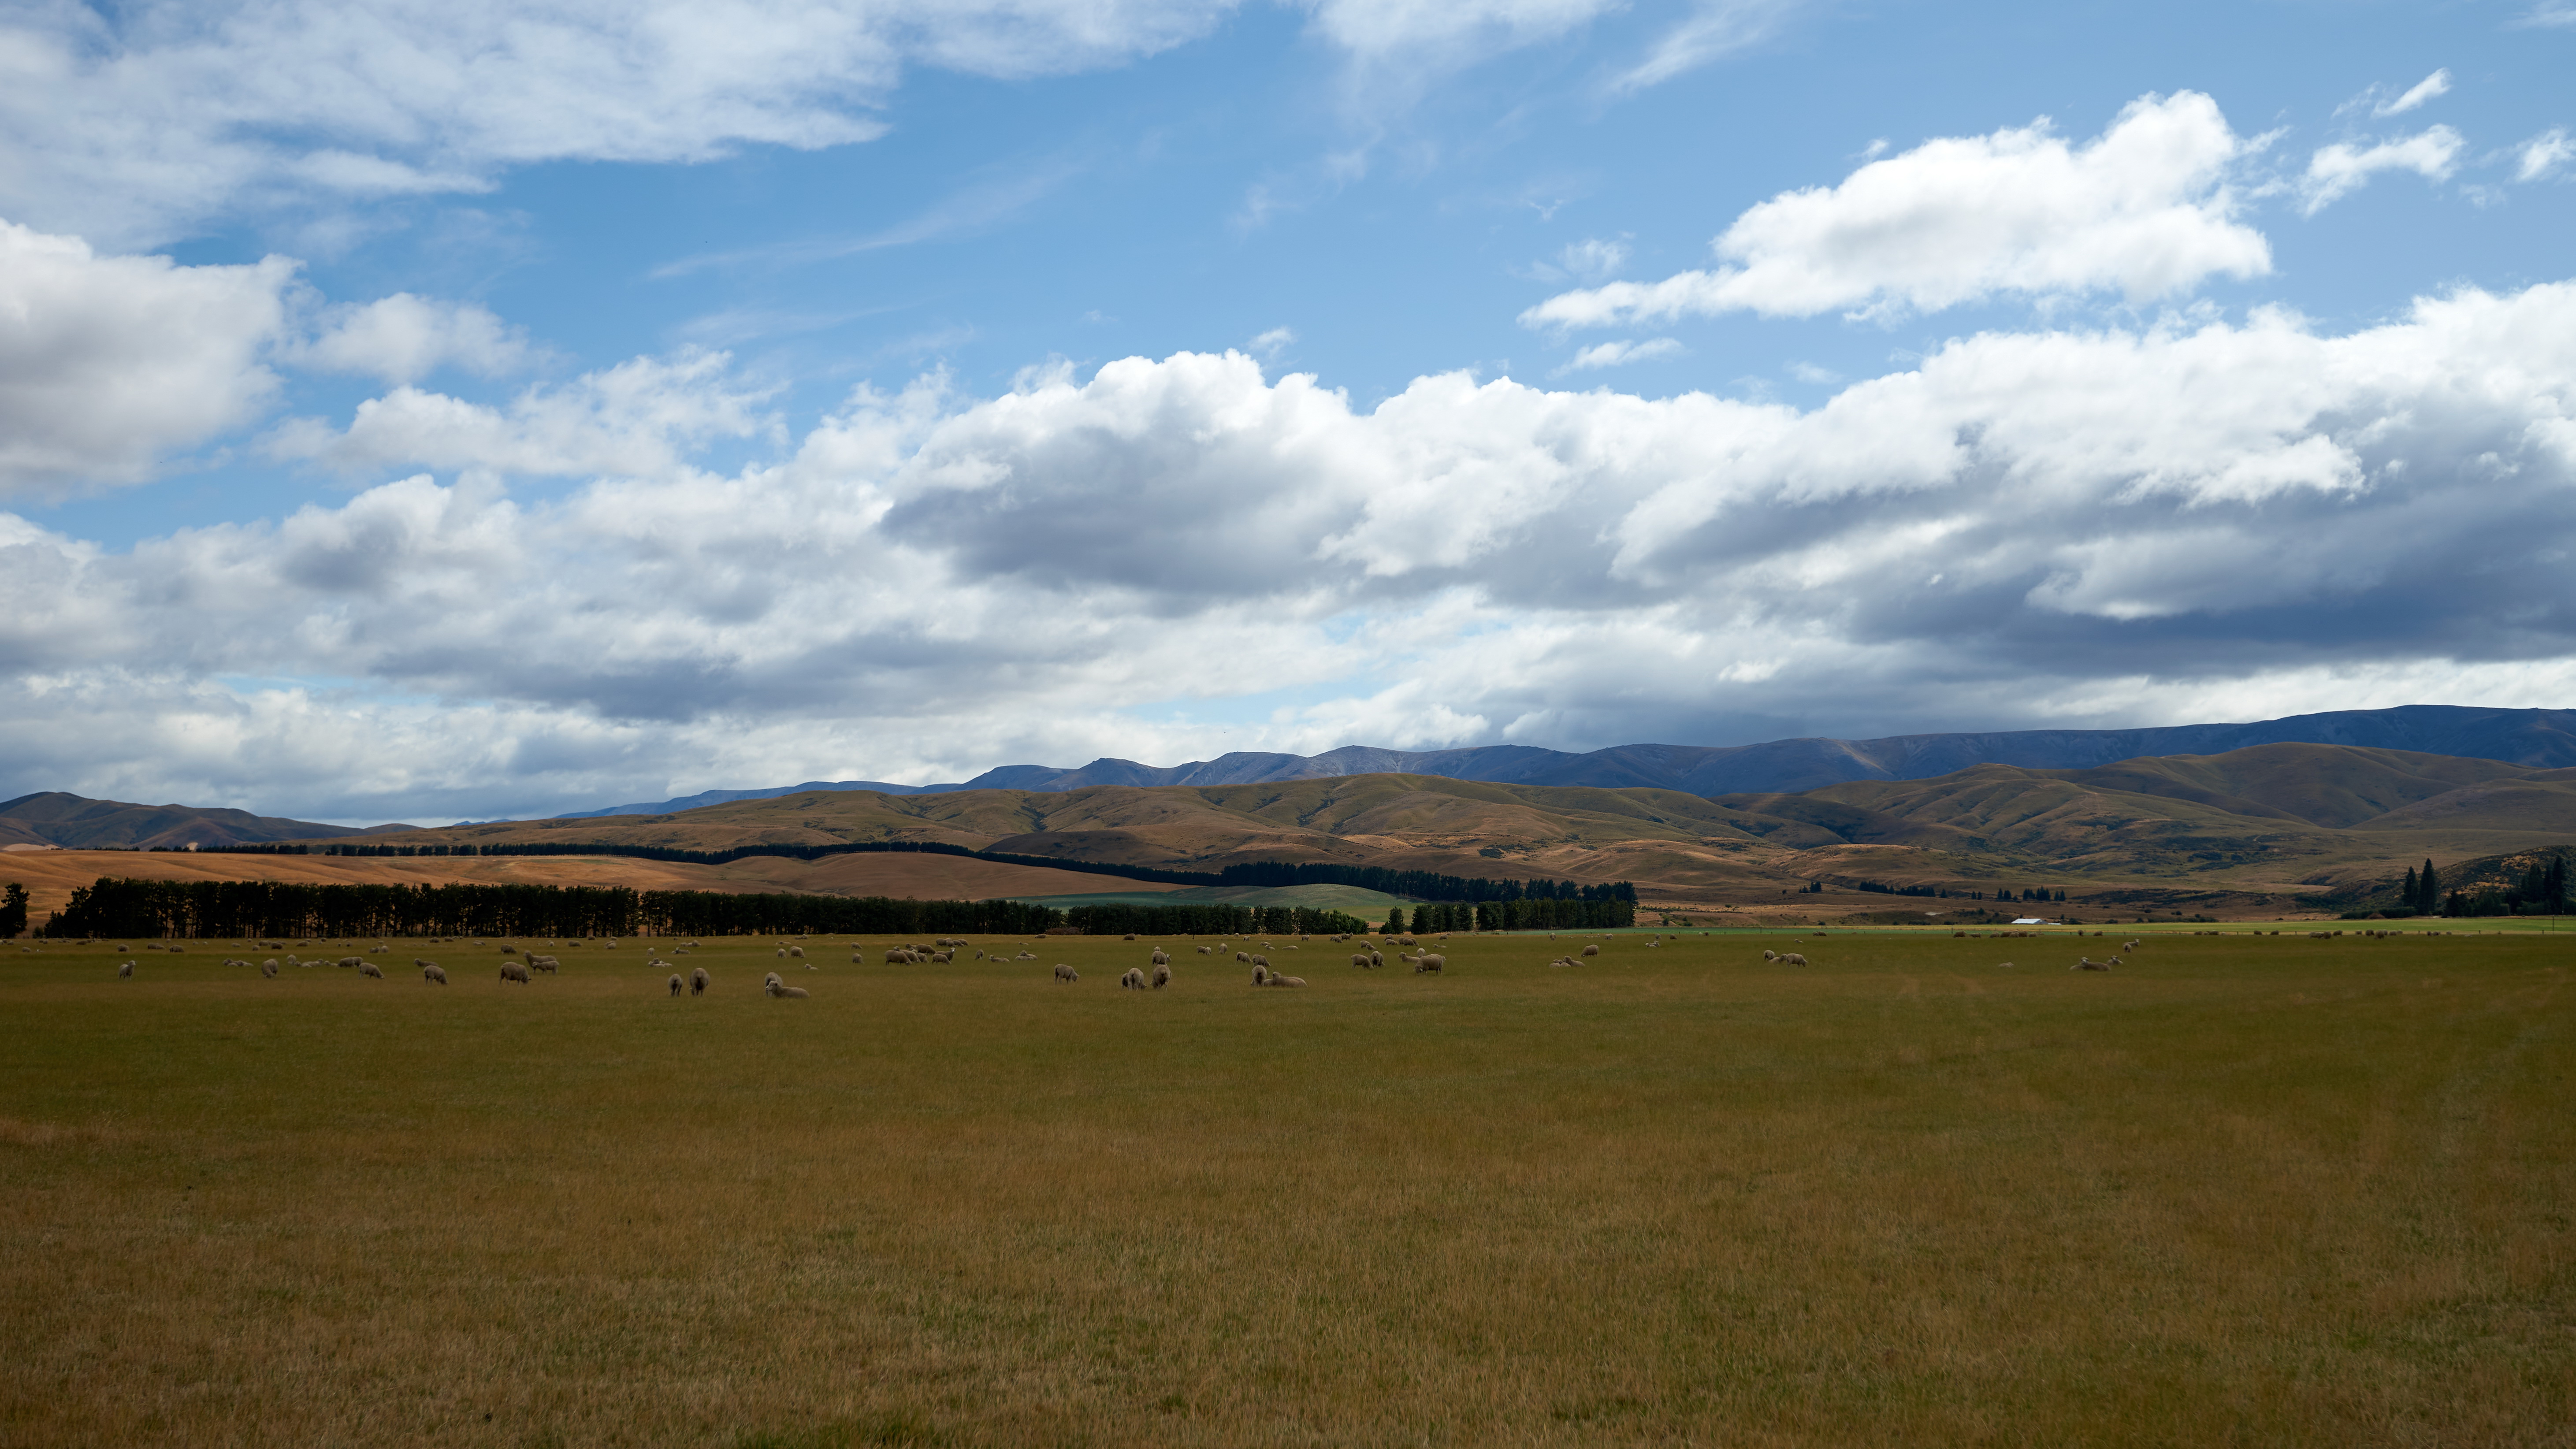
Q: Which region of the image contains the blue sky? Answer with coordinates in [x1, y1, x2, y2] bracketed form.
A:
[3, 0, 2573, 822]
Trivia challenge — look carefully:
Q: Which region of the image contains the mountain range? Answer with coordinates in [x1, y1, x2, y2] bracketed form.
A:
[558, 705, 2576, 818]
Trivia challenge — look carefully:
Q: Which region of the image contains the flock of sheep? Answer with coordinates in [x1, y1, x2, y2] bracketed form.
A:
[74, 925, 2170, 991]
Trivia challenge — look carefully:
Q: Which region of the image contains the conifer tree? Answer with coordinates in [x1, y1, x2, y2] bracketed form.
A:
[2417, 860, 2440, 914]
[1383, 905, 1407, 934]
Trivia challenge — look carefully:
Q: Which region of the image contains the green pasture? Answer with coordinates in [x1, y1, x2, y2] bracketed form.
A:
[4, 928, 2570, 1446]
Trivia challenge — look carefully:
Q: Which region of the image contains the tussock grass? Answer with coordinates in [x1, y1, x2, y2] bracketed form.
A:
[4, 930, 2570, 1445]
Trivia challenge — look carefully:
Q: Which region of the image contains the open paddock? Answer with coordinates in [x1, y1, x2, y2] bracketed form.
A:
[4, 928, 2569, 1445]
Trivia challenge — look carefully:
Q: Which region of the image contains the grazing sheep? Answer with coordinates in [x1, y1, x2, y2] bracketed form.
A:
[2122, 939, 2141, 951]
[1054, 963, 1079, 984]
[1781, 952, 1808, 966]
[668, 973, 683, 996]
[1999, 961, 2016, 969]
[501, 962, 531, 984]
[1150, 948, 1170, 966]
[421, 964, 447, 985]
[1370, 951, 1384, 968]
[767, 979, 810, 998]
[1251, 954, 1270, 970]
[528, 955, 559, 973]
[359, 961, 384, 979]
[1015, 951, 1038, 961]
[1235, 951, 1252, 964]
[1352, 952, 1372, 969]
[1120, 967, 1146, 989]
[118, 961, 133, 978]
[789, 946, 805, 959]
[2073, 957, 2111, 972]
[1762, 949, 1778, 961]
[1196, 946, 1212, 956]
[1269, 974, 1307, 987]
[335, 955, 361, 968]
[1251, 963, 1270, 986]
[931, 951, 953, 964]
[1581, 944, 1599, 958]
[260, 959, 278, 977]
[691, 966, 709, 996]
[1152, 962, 1171, 989]
[764, 971, 784, 991]
[776, 947, 787, 958]
[2106, 955, 2123, 966]
[1413, 955, 1442, 974]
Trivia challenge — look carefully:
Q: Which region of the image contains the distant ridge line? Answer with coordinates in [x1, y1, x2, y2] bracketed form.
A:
[553, 705, 2576, 821]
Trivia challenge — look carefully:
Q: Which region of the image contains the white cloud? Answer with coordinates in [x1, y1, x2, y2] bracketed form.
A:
[11, 276, 2576, 819]
[1558, 338, 1684, 372]
[0, 218, 296, 496]
[1301, 0, 1616, 64]
[2300, 126, 2466, 214]
[2517, 129, 2574, 183]
[1610, 0, 1799, 93]
[2375, 69, 2452, 117]
[1522, 91, 2271, 328]
[293, 294, 534, 385]
[2513, 3, 2576, 27]
[1249, 326, 1297, 357]
[0, 1, 1242, 247]
[265, 351, 781, 478]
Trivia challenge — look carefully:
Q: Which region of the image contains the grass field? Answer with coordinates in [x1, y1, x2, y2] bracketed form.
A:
[4, 926, 2570, 1446]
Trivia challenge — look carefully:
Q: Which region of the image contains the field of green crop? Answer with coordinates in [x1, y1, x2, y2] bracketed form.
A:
[4, 925, 2569, 1446]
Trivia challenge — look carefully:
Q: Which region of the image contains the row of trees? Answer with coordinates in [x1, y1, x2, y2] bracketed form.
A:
[29, 878, 1620, 940]
[1385, 898, 1635, 933]
[1215, 861, 1636, 903]
[2412, 853, 2569, 918]
[36, 878, 1060, 940]
[0, 882, 26, 937]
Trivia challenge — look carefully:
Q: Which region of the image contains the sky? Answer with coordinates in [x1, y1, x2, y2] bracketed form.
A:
[2, 0, 2573, 825]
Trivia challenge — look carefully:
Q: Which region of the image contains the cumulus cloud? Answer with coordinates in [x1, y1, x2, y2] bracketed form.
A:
[292, 294, 535, 385]
[2300, 127, 2466, 215]
[0, 219, 297, 496]
[10, 276, 2576, 818]
[1302, 0, 1617, 67]
[0, 0, 1243, 246]
[1523, 91, 2271, 328]
[265, 351, 781, 478]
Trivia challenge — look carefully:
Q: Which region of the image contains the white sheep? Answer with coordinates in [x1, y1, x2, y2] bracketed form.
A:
[1412, 955, 1442, 974]
[1235, 951, 1252, 964]
[1762, 949, 1778, 961]
[118, 961, 133, 978]
[1054, 963, 1080, 984]
[1196, 946, 1212, 956]
[1150, 948, 1170, 966]
[1370, 951, 1384, 968]
[1120, 967, 1146, 989]
[500, 961, 531, 984]
[668, 973, 683, 996]
[1351, 952, 1372, 969]
[1581, 944, 1599, 958]
[421, 963, 447, 985]
[1251, 963, 1270, 986]
[2073, 957, 2111, 972]
[260, 959, 278, 978]
[1251, 954, 1270, 969]
[1151, 962, 1171, 989]
[1268, 973, 1307, 987]
[768, 979, 810, 998]
[528, 955, 559, 973]
[1781, 952, 1808, 966]
[691, 966, 710, 996]
[359, 961, 384, 979]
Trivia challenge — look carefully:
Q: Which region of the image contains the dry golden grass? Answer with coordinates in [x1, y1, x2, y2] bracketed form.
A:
[4, 927, 2570, 1446]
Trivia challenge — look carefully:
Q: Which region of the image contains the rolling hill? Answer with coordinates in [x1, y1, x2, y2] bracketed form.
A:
[554, 704, 2576, 817]
[0, 792, 418, 851]
[329, 743, 2576, 913]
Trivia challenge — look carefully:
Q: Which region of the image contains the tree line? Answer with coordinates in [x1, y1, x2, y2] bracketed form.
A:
[27, 877, 1620, 940]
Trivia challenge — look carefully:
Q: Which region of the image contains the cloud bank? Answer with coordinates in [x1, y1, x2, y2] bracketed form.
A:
[7, 275, 2576, 818]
